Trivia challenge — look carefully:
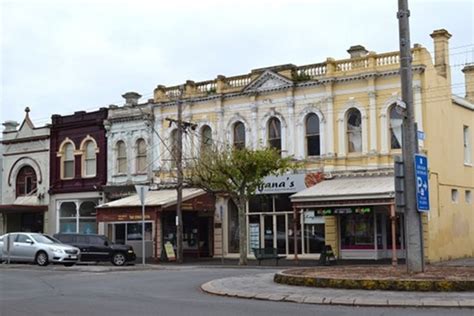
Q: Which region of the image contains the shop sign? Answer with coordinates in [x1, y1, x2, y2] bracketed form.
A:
[256, 174, 306, 194]
[164, 241, 176, 261]
[116, 214, 151, 221]
[316, 207, 371, 216]
[303, 211, 324, 224]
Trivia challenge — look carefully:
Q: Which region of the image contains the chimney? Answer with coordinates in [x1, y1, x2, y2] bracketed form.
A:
[122, 92, 142, 106]
[2, 120, 19, 132]
[347, 45, 368, 58]
[462, 64, 474, 103]
[430, 29, 452, 79]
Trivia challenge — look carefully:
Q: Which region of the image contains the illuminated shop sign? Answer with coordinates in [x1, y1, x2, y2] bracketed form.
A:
[315, 207, 371, 216]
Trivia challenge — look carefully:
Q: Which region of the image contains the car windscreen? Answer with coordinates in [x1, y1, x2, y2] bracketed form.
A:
[31, 234, 59, 244]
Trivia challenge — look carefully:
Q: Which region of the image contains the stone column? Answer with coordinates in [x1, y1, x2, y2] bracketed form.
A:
[286, 96, 295, 156]
[337, 117, 346, 157]
[250, 100, 258, 149]
[380, 112, 388, 154]
[325, 92, 335, 157]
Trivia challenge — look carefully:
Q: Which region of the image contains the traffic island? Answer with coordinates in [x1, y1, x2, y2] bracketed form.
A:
[274, 265, 474, 292]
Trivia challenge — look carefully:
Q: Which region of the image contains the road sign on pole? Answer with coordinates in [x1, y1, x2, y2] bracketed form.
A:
[135, 185, 150, 265]
[414, 154, 430, 212]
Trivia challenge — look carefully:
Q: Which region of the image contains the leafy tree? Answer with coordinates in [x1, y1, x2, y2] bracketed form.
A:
[186, 146, 295, 265]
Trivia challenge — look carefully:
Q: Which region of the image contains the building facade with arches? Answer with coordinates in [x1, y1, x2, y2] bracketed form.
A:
[1, 108, 50, 234]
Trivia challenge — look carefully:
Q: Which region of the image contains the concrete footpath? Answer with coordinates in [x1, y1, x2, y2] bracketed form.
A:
[201, 273, 474, 308]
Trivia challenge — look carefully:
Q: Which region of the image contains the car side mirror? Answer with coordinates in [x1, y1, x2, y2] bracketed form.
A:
[26, 239, 34, 244]
[104, 241, 109, 246]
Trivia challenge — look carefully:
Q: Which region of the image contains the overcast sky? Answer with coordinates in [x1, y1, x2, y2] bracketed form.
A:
[1, 0, 473, 128]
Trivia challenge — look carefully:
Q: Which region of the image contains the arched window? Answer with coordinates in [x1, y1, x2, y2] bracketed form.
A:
[346, 108, 362, 153]
[83, 140, 97, 177]
[63, 143, 75, 178]
[268, 117, 281, 151]
[233, 121, 245, 149]
[136, 138, 147, 173]
[16, 166, 37, 197]
[201, 125, 212, 154]
[305, 113, 320, 156]
[170, 129, 178, 168]
[389, 105, 403, 149]
[116, 141, 127, 174]
[79, 201, 97, 234]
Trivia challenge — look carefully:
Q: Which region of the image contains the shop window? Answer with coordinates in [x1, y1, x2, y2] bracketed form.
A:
[126, 223, 152, 241]
[451, 189, 459, 203]
[389, 105, 403, 149]
[346, 108, 362, 153]
[466, 190, 472, 204]
[116, 141, 127, 174]
[464, 125, 471, 164]
[16, 166, 37, 197]
[83, 140, 97, 177]
[249, 195, 273, 213]
[267, 117, 281, 152]
[340, 213, 375, 249]
[79, 201, 97, 234]
[59, 202, 77, 233]
[63, 143, 75, 179]
[136, 138, 147, 173]
[305, 113, 320, 156]
[200, 125, 213, 155]
[227, 200, 240, 253]
[233, 121, 245, 149]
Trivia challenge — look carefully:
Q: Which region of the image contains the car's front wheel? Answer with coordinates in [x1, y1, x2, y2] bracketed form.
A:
[35, 251, 49, 266]
[111, 252, 126, 266]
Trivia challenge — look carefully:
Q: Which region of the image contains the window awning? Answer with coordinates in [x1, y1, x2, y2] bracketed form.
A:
[96, 188, 206, 209]
[291, 176, 394, 207]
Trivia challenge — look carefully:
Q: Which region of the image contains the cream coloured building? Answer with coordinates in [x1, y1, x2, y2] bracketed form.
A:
[101, 29, 473, 263]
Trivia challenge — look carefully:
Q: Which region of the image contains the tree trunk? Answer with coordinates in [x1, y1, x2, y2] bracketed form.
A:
[236, 196, 248, 265]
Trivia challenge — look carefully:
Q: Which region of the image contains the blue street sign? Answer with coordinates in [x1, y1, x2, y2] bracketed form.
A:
[414, 154, 430, 212]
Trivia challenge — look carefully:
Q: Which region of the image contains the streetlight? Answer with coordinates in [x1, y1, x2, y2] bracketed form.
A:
[135, 185, 150, 265]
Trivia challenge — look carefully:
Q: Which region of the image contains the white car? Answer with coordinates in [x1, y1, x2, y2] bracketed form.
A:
[0, 232, 81, 266]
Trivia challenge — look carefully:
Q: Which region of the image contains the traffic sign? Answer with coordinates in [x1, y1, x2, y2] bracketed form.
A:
[414, 154, 430, 212]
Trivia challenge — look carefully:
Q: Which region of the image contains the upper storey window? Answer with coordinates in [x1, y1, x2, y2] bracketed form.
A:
[390, 105, 403, 150]
[83, 140, 97, 177]
[136, 138, 147, 173]
[16, 166, 37, 197]
[233, 122, 245, 150]
[201, 125, 213, 155]
[63, 143, 75, 179]
[305, 113, 320, 156]
[267, 117, 281, 152]
[346, 108, 362, 153]
[116, 141, 127, 174]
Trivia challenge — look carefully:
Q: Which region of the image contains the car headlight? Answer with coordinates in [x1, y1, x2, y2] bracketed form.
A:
[49, 247, 64, 254]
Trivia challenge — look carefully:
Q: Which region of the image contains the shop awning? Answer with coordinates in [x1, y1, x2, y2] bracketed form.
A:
[0, 196, 48, 213]
[291, 176, 394, 206]
[96, 188, 206, 209]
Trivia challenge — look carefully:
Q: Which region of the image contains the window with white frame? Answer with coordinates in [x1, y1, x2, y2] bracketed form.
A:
[63, 143, 75, 179]
[389, 105, 403, 149]
[136, 138, 147, 173]
[233, 121, 245, 149]
[200, 125, 212, 155]
[267, 117, 281, 152]
[464, 125, 471, 164]
[451, 189, 459, 203]
[79, 201, 97, 234]
[466, 190, 472, 204]
[305, 113, 320, 156]
[116, 141, 127, 174]
[58, 201, 97, 234]
[346, 108, 362, 153]
[83, 140, 97, 177]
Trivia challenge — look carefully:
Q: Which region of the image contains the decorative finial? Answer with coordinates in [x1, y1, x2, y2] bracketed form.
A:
[25, 107, 30, 114]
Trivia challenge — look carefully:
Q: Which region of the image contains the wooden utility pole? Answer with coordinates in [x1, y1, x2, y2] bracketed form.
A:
[176, 88, 184, 264]
[397, 0, 424, 272]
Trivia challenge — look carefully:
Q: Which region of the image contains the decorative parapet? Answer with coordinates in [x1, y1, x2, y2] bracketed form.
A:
[153, 46, 427, 102]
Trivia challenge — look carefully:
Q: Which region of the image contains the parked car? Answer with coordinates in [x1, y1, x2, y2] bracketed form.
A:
[53, 233, 136, 266]
[0, 232, 80, 266]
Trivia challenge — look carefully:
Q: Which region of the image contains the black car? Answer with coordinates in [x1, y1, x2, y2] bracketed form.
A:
[54, 233, 136, 266]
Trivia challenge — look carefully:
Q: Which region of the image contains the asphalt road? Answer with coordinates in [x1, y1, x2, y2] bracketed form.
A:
[0, 265, 472, 316]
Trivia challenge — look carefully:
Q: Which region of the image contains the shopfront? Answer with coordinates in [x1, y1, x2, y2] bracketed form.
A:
[96, 188, 215, 260]
[291, 176, 405, 261]
[225, 173, 325, 257]
[0, 204, 46, 234]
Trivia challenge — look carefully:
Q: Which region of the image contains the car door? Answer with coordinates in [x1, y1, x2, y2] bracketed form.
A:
[75, 235, 93, 261]
[12, 234, 37, 262]
[88, 236, 111, 262]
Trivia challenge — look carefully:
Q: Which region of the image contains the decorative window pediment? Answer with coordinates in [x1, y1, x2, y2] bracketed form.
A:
[243, 70, 293, 93]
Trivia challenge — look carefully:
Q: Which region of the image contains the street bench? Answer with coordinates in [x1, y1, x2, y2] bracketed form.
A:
[252, 247, 286, 266]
